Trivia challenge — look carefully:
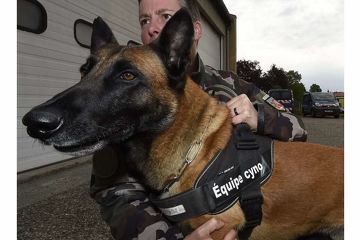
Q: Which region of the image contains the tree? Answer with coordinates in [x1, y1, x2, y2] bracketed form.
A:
[262, 65, 289, 91]
[236, 60, 306, 104]
[309, 84, 322, 92]
[290, 82, 306, 113]
[236, 60, 263, 88]
[290, 82, 306, 101]
[286, 70, 302, 86]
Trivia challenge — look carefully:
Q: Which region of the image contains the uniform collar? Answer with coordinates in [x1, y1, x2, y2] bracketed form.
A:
[190, 54, 206, 85]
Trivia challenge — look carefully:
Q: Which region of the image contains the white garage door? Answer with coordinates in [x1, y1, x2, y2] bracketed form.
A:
[198, 16, 222, 70]
[17, 0, 142, 172]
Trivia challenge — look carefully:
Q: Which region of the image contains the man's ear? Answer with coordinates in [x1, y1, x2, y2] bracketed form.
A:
[194, 20, 202, 41]
[91, 17, 118, 54]
[151, 8, 194, 91]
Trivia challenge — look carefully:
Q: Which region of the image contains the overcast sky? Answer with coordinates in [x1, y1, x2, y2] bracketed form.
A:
[223, 0, 343, 92]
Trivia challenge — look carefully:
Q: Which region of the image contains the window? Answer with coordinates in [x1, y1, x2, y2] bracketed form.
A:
[280, 91, 292, 100]
[269, 90, 292, 100]
[17, 0, 47, 34]
[74, 19, 93, 48]
[270, 91, 280, 100]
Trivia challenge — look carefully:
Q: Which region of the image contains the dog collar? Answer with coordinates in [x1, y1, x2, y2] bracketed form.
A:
[160, 115, 214, 192]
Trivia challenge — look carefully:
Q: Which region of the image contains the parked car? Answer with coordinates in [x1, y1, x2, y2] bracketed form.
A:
[302, 92, 340, 118]
[268, 89, 294, 112]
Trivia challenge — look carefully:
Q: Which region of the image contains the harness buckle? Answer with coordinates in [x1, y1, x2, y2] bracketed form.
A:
[236, 141, 259, 150]
[235, 123, 259, 150]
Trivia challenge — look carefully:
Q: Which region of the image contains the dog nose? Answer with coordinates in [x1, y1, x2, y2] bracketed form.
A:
[22, 108, 63, 139]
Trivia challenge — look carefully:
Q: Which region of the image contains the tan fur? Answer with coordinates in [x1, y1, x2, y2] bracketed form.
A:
[124, 47, 344, 239]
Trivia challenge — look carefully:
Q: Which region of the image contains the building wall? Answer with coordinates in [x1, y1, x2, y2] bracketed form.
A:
[228, 14, 237, 73]
[17, 0, 234, 172]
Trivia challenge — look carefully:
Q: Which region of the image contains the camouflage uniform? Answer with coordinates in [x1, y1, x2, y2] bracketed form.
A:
[90, 54, 308, 239]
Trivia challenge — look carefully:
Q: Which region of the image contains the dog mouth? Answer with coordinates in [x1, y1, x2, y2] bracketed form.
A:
[53, 140, 108, 156]
[50, 126, 135, 156]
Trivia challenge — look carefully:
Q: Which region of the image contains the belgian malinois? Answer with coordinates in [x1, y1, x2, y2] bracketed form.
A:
[23, 9, 343, 240]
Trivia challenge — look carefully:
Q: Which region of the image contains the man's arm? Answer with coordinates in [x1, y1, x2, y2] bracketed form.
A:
[92, 180, 236, 240]
[90, 145, 183, 240]
[261, 106, 307, 141]
[225, 93, 307, 141]
[207, 69, 307, 141]
[91, 176, 184, 240]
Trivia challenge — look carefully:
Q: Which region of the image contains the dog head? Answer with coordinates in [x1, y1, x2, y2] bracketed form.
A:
[22, 8, 194, 155]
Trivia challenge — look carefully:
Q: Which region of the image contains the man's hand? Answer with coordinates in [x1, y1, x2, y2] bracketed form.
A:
[185, 218, 237, 240]
[226, 94, 258, 131]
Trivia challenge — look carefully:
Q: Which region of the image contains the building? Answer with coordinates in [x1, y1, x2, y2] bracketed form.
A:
[17, 0, 237, 172]
[333, 91, 344, 110]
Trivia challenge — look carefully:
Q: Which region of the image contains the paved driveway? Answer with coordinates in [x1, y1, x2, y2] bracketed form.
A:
[302, 116, 344, 148]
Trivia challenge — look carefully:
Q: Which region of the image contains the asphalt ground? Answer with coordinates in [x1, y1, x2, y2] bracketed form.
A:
[302, 116, 344, 148]
[17, 157, 113, 240]
[17, 116, 344, 240]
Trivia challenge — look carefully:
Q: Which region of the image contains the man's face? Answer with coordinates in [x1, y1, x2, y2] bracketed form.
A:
[139, 0, 182, 44]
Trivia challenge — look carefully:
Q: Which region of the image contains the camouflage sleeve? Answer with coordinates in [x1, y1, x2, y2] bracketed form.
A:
[204, 68, 307, 141]
[90, 146, 184, 240]
[91, 178, 184, 240]
[261, 104, 308, 141]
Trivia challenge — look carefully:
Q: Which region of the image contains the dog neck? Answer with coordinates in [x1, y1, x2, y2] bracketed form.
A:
[125, 77, 232, 194]
[159, 111, 214, 193]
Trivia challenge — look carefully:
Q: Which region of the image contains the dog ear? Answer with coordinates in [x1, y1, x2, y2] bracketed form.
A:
[151, 8, 194, 91]
[91, 17, 118, 54]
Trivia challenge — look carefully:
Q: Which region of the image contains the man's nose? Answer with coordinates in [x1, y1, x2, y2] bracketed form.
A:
[148, 20, 162, 41]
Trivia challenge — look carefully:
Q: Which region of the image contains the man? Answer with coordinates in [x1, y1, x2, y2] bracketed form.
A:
[138, 0, 307, 140]
[90, 0, 308, 239]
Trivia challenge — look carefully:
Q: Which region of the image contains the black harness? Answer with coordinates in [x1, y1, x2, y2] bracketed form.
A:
[150, 124, 273, 239]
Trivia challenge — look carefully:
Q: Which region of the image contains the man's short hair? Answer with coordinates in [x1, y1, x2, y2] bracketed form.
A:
[138, 0, 201, 22]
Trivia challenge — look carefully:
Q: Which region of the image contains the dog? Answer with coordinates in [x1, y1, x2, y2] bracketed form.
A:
[23, 9, 343, 240]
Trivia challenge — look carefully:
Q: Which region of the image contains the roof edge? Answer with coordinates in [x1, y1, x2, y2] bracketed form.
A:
[213, 0, 234, 25]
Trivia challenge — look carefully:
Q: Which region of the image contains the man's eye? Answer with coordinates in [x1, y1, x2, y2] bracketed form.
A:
[120, 72, 136, 81]
[140, 18, 150, 27]
[163, 14, 172, 21]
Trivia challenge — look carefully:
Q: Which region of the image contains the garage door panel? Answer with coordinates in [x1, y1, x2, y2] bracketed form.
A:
[18, 0, 141, 171]
[198, 16, 222, 70]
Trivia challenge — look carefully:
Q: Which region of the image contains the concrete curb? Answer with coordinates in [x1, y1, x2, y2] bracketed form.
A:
[17, 155, 93, 183]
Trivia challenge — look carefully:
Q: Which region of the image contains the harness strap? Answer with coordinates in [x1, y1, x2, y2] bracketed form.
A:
[237, 185, 263, 240]
[255, 103, 265, 135]
[149, 185, 215, 222]
[235, 124, 264, 240]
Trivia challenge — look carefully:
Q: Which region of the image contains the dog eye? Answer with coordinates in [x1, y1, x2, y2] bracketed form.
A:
[120, 72, 136, 81]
